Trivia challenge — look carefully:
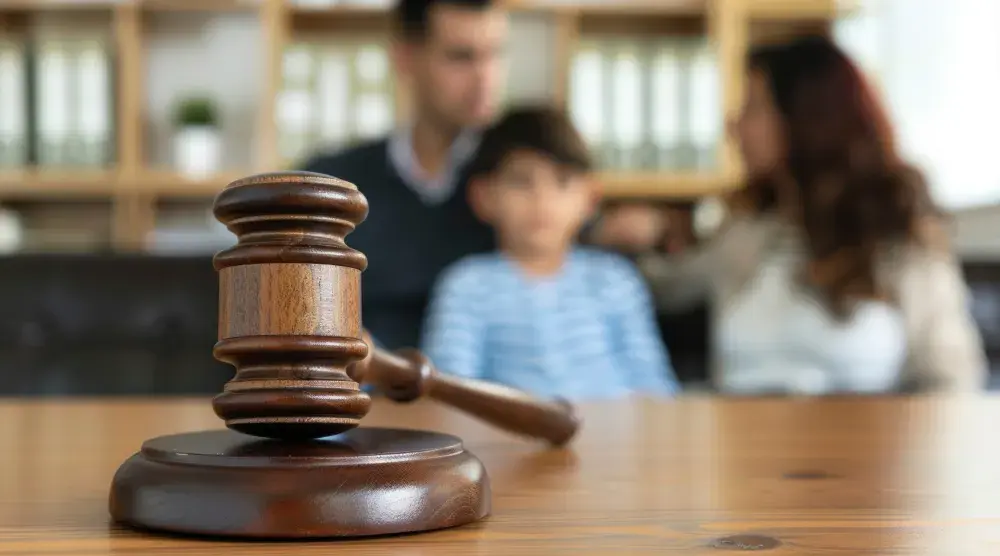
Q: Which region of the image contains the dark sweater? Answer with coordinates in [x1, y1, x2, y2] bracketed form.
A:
[302, 139, 495, 350]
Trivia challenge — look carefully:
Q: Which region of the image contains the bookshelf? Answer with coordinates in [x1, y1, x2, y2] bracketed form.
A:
[0, 0, 855, 252]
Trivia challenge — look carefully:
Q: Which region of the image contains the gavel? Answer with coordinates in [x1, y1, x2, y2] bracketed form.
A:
[110, 171, 580, 539]
[346, 335, 579, 446]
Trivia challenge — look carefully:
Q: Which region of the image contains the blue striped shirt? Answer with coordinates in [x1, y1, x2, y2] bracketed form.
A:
[421, 248, 679, 401]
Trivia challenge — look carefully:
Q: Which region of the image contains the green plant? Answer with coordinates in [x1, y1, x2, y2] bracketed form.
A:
[173, 96, 218, 128]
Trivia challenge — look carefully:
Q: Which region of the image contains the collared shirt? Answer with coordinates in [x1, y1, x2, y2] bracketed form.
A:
[387, 127, 481, 206]
[421, 248, 680, 401]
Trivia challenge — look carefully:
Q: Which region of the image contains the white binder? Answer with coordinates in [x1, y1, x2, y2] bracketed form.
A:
[0, 38, 27, 168]
[686, 39, 721, 171]
[650, 39, 682, 171]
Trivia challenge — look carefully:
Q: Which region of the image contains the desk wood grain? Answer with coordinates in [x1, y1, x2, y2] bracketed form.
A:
[3, 396, 1000, 554]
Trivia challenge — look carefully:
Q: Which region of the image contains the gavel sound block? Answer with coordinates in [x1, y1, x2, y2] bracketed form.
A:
[108, 171, 580, 539]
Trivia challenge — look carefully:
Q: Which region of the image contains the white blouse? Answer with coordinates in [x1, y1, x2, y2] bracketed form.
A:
[639, 214, 987, 394]
[716, 246, 908, 396]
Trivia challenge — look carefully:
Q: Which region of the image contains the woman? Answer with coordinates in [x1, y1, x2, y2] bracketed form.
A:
[631, 36, 986, 395]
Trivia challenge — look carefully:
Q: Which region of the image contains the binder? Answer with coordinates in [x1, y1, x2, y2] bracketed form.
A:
[569, 41, 606, 167]
[350, 43, 392, 140]
[76, 39, 111, 167]
[32, 33, 113, 169]
[609, 39, 644, 171]
[19, 201, 111, 253]
[277, 43, 316, 163]
[686, 38, 721, 171]
[35, 40, 71, 168]
[341, 0, 392, 6]
[316, 47, 350, 149]
[292, 0, 338, 7]
[567, 31, 725, 174]
[279, 38, 395, 163]
[0, 38, 27, 169]
[146, 202, 237, 255]
[650, 39, 682, 171]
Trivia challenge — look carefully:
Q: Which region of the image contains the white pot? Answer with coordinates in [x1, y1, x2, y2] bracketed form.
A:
[0, 208, 22, 254]
[174, 126, 221, 179]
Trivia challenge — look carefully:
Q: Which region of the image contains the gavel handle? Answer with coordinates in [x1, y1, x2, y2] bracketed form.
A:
[364, 348, 580, 447]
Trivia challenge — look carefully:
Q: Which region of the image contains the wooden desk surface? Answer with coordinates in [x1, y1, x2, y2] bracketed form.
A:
[3, 396, 1000, 555]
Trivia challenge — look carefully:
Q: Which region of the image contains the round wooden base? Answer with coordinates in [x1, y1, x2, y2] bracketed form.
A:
[109, 427, 490, 539]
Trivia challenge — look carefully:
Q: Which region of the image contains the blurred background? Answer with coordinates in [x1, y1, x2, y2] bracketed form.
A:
[0, 0, 996, 396]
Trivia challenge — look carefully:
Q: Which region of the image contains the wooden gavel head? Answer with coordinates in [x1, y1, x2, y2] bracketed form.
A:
[211, 171, 372, 441]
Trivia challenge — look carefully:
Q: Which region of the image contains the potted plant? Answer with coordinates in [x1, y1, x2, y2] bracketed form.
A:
[172, 96, 221, 179]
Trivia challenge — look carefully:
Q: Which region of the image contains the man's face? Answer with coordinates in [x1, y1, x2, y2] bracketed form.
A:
[401, 5, 508, 129]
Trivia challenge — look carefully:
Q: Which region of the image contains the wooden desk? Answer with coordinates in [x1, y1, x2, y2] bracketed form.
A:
[3, 396, 1000, 554]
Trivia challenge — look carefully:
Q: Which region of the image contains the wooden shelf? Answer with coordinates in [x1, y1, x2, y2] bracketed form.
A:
[136, 170, 244, 197]
[287, 1, 706, 16]
[0, 168, 735, 200]
[509, 0, 706, 16]
[578, 11, 703, 36]
[514, 0, 851, 17]
[0, 170, 119, 198]
[599, 171, 735, 200]
[0, 170, 246, 199]
[290, 9, 391, 33]
[0, 0, 116, 11]
[0, 0, 266, 10]
[132, 169, 737, 200]
[749, 0, 858, 20]
[137, 0, 261, 12]
[0, 0, 854, 17]
[288, 3, 387, 15]
[286, 0, 850, 18]
[0, 0, 852, 250]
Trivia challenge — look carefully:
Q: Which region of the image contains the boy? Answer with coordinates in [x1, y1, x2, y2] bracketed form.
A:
[420, 106, 679, 400]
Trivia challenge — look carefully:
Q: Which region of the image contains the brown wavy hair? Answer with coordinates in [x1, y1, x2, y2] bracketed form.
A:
[731, 35, 947, 317]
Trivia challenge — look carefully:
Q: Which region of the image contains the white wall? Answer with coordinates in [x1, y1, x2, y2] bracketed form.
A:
[953, 204, 1000, 260]
[504, 11, 558, 103]
[144, 11, 263, 171]
[837, 0, 1000, 211]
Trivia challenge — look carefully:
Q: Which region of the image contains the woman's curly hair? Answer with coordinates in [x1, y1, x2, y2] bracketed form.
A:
[732, 35, 948, 317]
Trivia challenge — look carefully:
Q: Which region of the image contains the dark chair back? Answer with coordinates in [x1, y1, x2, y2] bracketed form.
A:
[0, 255, 230, 396]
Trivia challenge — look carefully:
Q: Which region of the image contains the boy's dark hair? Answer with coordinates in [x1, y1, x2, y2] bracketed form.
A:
[395, 0, 494, 42]
[468, 106, 593, 178]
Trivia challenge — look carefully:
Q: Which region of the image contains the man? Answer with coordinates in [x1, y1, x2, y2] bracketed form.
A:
[302, 0, 508, 350]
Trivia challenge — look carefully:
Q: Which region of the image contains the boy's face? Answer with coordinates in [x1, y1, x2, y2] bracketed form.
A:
[478, 150, 595, 257]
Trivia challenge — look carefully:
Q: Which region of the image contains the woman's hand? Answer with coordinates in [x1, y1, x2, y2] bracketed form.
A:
[592, 203, 667, 252]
